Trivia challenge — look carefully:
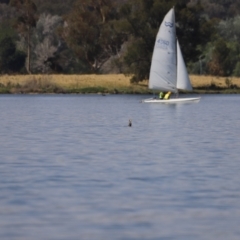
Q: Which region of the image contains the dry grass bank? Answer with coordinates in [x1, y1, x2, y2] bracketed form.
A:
[0, 74, 132, 88]
[0, 74, 239, 93]
[0, 74, 147, 93]
[190, 75, 240, 88]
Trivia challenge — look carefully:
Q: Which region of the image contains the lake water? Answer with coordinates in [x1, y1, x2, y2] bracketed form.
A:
[0, 94, 240, 240]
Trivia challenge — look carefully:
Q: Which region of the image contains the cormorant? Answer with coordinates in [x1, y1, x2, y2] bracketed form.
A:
[128, 119, 132, 127]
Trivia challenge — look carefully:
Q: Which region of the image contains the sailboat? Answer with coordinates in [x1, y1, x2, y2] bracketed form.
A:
[143, 7, 200, 103]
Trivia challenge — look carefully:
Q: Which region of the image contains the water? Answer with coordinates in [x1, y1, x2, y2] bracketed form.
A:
[0, 94, 240, 240]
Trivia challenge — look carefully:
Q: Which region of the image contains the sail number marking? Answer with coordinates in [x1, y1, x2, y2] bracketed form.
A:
[156, 38, 169, 49]
[165, 21, 173, 28]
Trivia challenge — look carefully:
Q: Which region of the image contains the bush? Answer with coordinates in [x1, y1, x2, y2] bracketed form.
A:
[225, 78, 232, 88]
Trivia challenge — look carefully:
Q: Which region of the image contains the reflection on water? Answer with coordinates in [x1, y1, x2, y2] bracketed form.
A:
[0, 94, 240, 240]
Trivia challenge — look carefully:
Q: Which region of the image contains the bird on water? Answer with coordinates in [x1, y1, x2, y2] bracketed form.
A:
[128, 119, 132, 127]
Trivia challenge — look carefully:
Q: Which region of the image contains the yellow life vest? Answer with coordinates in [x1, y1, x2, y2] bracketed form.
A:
[164, 91, 171, 99]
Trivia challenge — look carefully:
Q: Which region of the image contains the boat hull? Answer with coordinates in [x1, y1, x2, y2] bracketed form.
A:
[143, 97, 200, 103]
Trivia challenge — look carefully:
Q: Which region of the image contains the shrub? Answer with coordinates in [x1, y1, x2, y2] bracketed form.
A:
[225, 78, 232, 88]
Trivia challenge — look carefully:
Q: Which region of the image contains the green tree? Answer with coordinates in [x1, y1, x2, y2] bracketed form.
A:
[0, 36, 26, 73]
[117, 0, 174, 82]
[119, 0, 211, 82]
[10, 0, 38, 73]
[233, 62, 240, 76]
[207, 38, 230, 76]
[200, 0, 240, 19]
[34, 0, 76, 15]
[203, 16, 240, 77]
[176, 1, 215, 62]
[62, 0, 125, 73]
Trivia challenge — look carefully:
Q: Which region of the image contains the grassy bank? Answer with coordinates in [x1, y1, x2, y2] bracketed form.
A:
[0, 74, 240, 94]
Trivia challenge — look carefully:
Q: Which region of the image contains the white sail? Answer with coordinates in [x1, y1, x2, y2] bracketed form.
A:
[148, 8, 177, 92]
[176, 40, 192, 91]
[148, 8, 193, 93]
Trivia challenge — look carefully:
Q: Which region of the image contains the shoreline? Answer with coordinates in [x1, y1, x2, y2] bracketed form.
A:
[0, 74, 239, 94]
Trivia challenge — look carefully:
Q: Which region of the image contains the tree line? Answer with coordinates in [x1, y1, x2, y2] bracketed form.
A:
[1, 0, 240, 82]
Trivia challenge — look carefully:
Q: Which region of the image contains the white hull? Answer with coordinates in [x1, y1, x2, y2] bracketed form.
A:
[143, 97, 200, 103]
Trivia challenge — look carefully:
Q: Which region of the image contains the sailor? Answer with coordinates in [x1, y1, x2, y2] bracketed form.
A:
[164, 91, 171, 100]
[159, 92, 165, 99]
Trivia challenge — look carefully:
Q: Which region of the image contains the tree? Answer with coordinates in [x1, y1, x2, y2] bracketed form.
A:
[10, 0, 38, 73]
[200, 0, 240, 19]
[200, 15, 240, 77]
[116, 0, 174, 82]
[0, 2, 15, 21]
[0, 36, 26, 73]
[175, 1, 215, 63]
[34, 0, 76, 15]
[32, 13, 68, 73]
[62, 0, 125, 73]
[0, 0, 10, 4]
[119, 0, 211, 82]
[207, 39, 230, 76]
[0, 10, 26, 73]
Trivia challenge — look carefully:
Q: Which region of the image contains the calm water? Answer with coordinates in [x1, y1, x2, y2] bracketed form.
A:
[0, 94, 240, 240]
